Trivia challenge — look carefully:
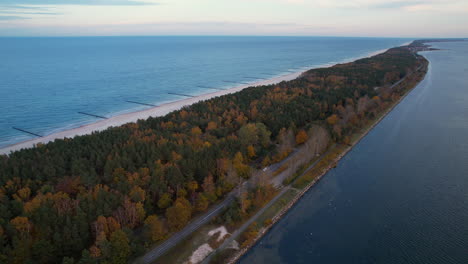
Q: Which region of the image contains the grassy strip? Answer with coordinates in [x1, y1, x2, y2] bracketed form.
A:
[255, 188, 298, 227]
[282, 155, 319, 185]
[272, 165, 288, 177]
[292, 145, 346, 189]
[154, 225, 217, 264]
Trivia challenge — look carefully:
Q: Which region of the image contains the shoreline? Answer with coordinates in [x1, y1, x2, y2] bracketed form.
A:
[0, 71, 299, 155]
[0, 46, 400, 155]
[224, 50, 430, 264]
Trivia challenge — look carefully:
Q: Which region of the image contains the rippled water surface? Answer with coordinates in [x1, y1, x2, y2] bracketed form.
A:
[0, 36, 407, 147]
[239, 41, 468, 264]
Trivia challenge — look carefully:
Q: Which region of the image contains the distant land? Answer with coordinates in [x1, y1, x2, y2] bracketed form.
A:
[0, 39, 454, 264]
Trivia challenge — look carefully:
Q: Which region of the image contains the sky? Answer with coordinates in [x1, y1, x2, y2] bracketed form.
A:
[0, 0, 467, 37]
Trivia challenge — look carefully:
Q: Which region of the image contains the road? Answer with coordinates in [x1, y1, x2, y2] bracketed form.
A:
[200, 186, 295, 264]
[136, 145, 327, 264]
[389, 64, 423, 90]
[267, 147, 299, 172]
[136, 192, 236, 263]
[136, 158, 287, 263]
[201, 144, 337, 264]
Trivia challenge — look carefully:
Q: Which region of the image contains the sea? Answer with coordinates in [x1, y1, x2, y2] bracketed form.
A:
[239, 41, 468, 264]
[0, 36, 409, 148]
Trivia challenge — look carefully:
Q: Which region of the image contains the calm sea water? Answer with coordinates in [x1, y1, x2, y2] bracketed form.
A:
[0, 36, 408, 148]
[239, 41, 468, 264]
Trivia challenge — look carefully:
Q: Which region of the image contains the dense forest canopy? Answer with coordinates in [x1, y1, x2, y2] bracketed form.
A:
[0, 46, 426, 263]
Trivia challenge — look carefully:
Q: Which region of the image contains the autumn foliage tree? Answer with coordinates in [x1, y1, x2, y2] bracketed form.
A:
[233, 152, 251, 179]
[295, 130, 308, 145]
[326, 114, 339, 126]
[165, 197, 192, 232]
[109, 230, 131, 264]
[144, 215, 166, 242]
[195, 193, 209, 212]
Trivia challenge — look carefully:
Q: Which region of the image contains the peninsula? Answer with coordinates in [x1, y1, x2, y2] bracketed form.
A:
[0, 41, 430, 264]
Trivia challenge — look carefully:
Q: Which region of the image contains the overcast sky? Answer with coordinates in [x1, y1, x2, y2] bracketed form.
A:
[0, 0, 467, 37]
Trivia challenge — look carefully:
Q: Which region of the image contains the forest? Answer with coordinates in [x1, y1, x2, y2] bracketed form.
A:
[0, 46, 426, 264]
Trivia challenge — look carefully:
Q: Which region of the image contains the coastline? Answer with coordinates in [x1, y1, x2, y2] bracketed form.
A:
[0, 46, 397, 155]
[0, 71, 299, 155]
[223, 50, 430, 264]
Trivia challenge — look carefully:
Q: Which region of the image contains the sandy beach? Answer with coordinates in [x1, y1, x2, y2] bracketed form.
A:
[0, 47, 392, 155]
[0, 72, 302, 155]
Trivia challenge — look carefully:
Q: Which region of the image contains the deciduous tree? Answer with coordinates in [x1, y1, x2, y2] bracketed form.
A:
[165, 197, 192, 232]
[144, 215, 166, 242]
[295, 130, 308, 145]
[109, 230, 130, 264]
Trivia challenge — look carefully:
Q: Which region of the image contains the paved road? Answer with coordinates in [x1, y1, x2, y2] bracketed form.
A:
[136, 192, 236, 263]
[267, 147, 298, 172]
[136, 160, 285, 263]
[201, 144, 337, 264]
[201, 186, 295, 264]
[136, 145, 329, 264]
[389, 64, 423, 90]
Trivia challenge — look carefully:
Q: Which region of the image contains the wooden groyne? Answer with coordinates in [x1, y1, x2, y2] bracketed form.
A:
[243, 76, 267, 80]
[77, 112, 108, 119]
[260, 73, 276, 76]
[168, 92, 195, 98]
[222, 80, 250, 85]
[196, 85, 224, 90]
[12, 127, 42, 137]
[125, 100, 158, 107]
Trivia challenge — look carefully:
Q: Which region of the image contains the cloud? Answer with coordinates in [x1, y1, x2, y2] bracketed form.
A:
[1, 0, 155, 6]
[402, 4, 435, 11]
[311, 0, 424, 9]
[261, 0, 461, 10]
[0, 5, 61, 18]
[1, 11, 61, 15]
[3, 5, 50, 10]
[0, 15, 30, 20]
[0, 1, 157, 19]
[370, 0, 427, 9]
[29, 21, 337, 36]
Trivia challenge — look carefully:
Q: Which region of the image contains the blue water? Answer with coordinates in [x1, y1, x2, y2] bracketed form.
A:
[239, 41, 468, 264]
[0, 36, 408, 148]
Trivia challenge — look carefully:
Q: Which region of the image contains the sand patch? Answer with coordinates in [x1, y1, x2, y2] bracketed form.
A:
[186, 243, 213, 264]
[208, 226, 229, 242]
[226, 240, 239, 250]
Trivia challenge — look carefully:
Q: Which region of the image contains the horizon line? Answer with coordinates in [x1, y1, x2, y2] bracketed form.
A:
[0, 34, 465, 39]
